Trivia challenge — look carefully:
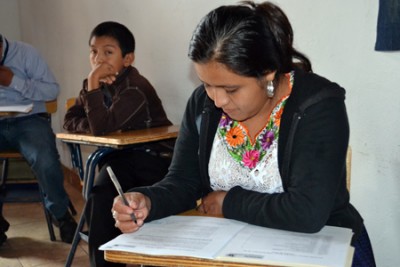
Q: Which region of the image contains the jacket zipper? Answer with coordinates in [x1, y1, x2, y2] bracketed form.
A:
[281, 112, 302, 189]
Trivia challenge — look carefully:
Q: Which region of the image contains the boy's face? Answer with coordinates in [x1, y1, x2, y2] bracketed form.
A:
[89, 36, 133, 73]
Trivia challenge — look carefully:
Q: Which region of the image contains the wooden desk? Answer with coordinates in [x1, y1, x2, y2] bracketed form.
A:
[56, 124, 180, 148]
[104, 209, 275, 267]
[57, 125, 179, 267]
[56, 124, 179, 192]
[105, 251, 272, 267]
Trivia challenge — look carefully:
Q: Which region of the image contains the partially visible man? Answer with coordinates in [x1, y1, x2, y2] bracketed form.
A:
[0, 33, 77, 245]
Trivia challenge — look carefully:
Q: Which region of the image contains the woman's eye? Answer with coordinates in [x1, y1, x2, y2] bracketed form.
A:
[225, 88, 238, 94]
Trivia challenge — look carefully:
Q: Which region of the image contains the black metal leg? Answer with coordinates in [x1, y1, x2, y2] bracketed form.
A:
[0, 158, 8, 189]
[66, 143, 84, 181]
[65, 201, 87, 267]
[83, 147, 115, 199]
[64, 146, 115, 267]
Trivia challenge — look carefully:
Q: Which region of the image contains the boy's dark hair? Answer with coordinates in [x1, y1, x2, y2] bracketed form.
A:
[89, 21, 135, 57]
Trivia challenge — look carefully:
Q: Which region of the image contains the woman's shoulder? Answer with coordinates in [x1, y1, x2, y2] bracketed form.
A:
[291, 70, 346, 110]
[184, 85, 218, 119]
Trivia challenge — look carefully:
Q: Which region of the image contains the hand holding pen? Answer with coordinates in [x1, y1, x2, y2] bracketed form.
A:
[107, 166, 137, 224]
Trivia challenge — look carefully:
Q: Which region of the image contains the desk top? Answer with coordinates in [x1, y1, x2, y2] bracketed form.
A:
[56, 125, 179, 148]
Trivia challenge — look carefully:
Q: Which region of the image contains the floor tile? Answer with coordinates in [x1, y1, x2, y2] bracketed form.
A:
[1, 180, 89, 267]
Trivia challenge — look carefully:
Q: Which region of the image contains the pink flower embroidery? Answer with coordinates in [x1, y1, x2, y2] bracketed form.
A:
[242, 150, 260, 169]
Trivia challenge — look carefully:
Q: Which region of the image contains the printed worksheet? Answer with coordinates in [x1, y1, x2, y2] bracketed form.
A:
[100, 216, 246, 259]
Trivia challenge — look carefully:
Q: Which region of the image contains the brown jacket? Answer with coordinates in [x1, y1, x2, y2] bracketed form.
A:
[63, 66, 171, 136]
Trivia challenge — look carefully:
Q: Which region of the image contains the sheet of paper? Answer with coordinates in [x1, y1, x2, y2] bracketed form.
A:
[216, 224, 353, 267]
[0, 103, 33, 113]
[99, 215, 247, 259]
[345, 246, 355, 267]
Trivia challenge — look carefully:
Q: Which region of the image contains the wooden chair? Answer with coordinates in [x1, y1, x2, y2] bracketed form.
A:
[0, 100, 76, 241]
[346, 146, 352, 191]
[66, 97, 76, 110]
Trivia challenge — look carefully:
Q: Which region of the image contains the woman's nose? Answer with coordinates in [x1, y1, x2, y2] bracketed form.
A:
[212, 89, 229, 108]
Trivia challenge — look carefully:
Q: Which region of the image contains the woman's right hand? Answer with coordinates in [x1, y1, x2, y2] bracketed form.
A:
[111, 192, 151, 233]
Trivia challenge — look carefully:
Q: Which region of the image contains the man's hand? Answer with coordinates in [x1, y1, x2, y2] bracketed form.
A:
[0, 66, 14, 86]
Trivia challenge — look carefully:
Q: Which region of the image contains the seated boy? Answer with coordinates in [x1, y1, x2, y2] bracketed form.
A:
[63, 21, 174, 266]
[63, 21, 171, 135]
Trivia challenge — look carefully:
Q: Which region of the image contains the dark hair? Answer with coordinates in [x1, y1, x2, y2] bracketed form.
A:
[188, 1, 312, 82]
[89, 21, 135, 57]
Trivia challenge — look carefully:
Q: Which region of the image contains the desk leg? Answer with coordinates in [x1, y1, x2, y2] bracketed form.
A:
[65, 147, 115, 267]
[65, 201, 87, 267]
[66, 143, 84, 181]
[82, 147, 115, 200]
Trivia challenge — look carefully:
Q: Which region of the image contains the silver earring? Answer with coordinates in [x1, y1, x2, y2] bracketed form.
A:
[266, 81, 275, 98]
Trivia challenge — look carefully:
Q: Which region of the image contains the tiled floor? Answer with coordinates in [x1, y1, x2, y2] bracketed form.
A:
[0, 180, 89, 267]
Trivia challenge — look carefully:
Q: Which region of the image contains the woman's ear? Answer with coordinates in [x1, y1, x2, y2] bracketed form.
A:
[123, 52, 135, 67]
[264, 70, 277, 82]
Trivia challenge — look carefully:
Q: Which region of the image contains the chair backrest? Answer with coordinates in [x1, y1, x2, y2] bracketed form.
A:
[45, 99, 58, 114]
[65, 98, 76, 110]
[346, 146, 352, 191]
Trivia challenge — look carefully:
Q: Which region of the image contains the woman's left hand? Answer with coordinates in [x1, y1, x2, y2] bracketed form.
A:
[197, 191, 227, 216]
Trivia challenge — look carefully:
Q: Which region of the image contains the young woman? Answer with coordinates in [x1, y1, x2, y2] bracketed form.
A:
[111, 2, 375, 266]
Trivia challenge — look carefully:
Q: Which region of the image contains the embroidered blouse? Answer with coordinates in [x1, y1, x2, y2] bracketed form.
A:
[209, 72, 294, 194]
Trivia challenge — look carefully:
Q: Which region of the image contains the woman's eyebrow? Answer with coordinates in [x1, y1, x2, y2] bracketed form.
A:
[199, 79, 238, 89]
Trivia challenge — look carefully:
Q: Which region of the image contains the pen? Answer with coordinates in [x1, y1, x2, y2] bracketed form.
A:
[106, 166, 137, 224]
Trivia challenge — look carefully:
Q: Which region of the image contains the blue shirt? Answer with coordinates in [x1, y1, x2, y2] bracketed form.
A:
[0, 35, 60, 117]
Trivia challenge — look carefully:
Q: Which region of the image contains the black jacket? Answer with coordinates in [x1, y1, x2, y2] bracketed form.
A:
[132, 69, 363, 243]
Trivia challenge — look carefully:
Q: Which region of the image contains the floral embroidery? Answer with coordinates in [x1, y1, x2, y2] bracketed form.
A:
[226, 126, 245, 147]
[242, 150, 260, 168]
[261, 130, 274, 150]
[218, 111, 281, 170]
[217, 71, 294, 170]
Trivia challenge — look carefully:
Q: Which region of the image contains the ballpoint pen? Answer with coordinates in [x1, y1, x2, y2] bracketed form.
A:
[106, 166, 137, 223]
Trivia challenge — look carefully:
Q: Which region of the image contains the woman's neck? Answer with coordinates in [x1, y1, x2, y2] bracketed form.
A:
[242, 75, 290, 139]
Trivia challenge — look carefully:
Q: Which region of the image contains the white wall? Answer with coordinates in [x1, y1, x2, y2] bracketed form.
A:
[1, 0, 399, 266]
[0, 0, 21, 40]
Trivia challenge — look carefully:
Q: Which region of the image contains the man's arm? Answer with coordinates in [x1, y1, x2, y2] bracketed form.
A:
[5, 44, 59, 101]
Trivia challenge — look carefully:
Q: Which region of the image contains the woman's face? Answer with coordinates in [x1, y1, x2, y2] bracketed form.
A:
[194, 61, 271, 122]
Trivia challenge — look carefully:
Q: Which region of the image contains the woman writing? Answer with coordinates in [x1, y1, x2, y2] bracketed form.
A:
[111, 2, 375, 266]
